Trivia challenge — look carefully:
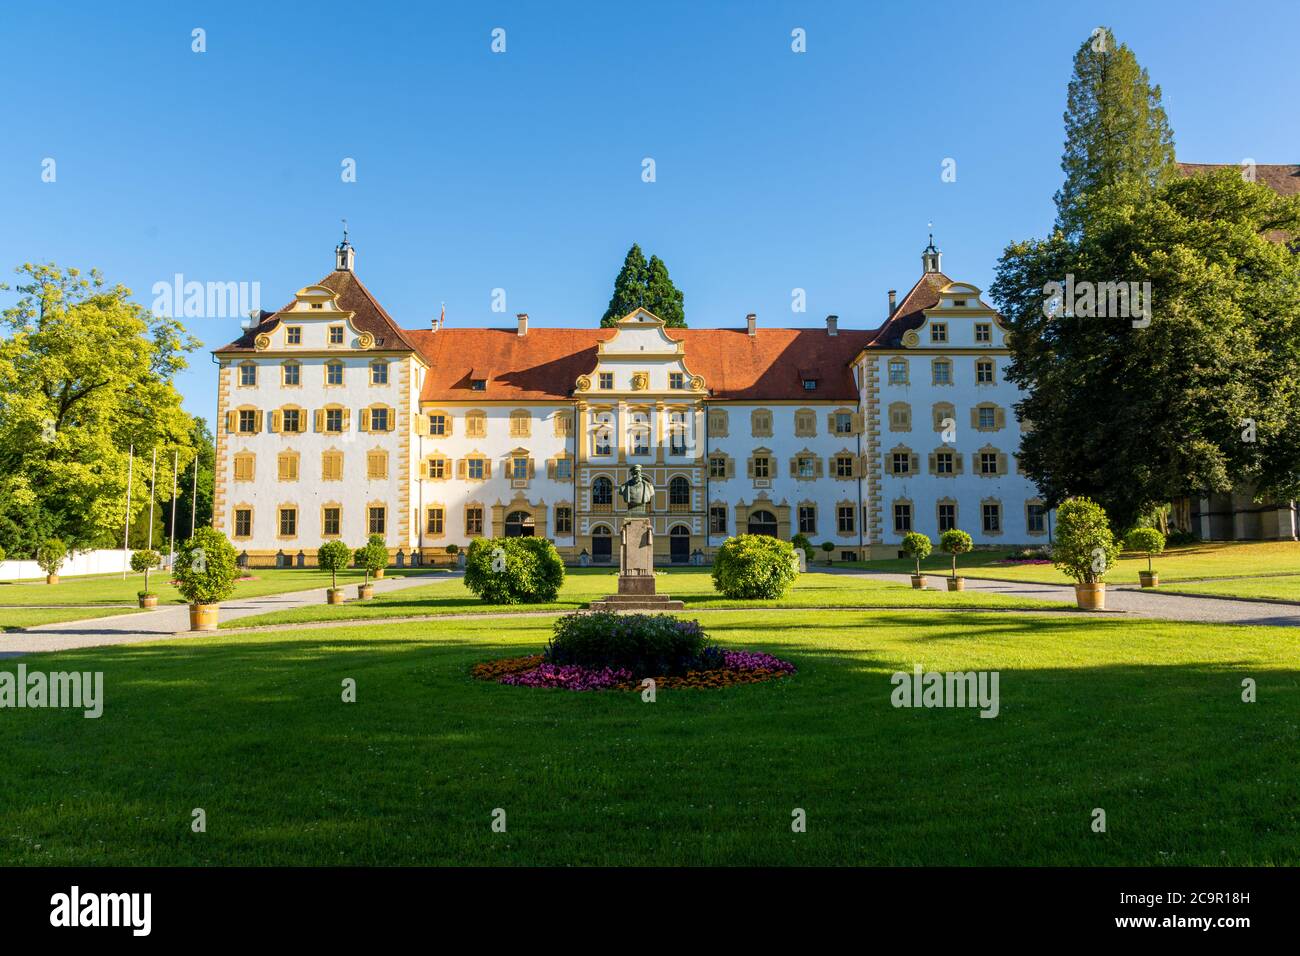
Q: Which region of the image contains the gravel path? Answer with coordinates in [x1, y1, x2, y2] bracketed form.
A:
[822, 569, 1300, 627]
[0, 574, 443, 657]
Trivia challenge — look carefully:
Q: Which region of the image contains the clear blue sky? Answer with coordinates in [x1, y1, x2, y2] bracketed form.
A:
[2, 0, 1295, 421]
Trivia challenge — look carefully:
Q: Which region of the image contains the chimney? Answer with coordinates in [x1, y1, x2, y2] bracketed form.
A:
[516, 312, 528, 336]
[826, 314, 839, 336]
[888, 290, 897, 315]
[746, 312, 757, 337]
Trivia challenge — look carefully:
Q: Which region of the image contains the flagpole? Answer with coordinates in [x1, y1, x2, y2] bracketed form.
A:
[169, 449, 179, 569]
[147, 447, 158, 559]
[122, 444, 134, 578]
[190, 447, 198, 535]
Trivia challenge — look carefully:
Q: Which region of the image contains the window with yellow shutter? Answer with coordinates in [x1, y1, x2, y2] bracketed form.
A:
[367, 451, 389, 480]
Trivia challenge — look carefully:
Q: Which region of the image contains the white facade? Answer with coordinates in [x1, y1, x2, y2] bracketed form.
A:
[212, 245, 1049, 565]
[860, 279, 1049, 550]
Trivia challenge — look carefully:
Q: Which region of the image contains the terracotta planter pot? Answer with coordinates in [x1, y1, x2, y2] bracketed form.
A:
[910, 574, 927, 590]
[373, 569, 385, 580]
[138, 595, 158, 608]
[1139, 571, 1159, 588]
[947, 577, 965, 592]
[327, 588, 345, 605]
[46, 574, 59, 585]
[357, 584, 375, 600]
[189, 603, 219, 631]
[1074, 582, 1106, 610]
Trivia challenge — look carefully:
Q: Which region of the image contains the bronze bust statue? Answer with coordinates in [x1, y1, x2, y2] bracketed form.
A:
[619, 464, 655, 516]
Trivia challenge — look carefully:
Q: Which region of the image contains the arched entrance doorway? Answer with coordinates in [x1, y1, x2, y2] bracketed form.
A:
[669, 525, 691, 564]
[747, 509, 778, 537]
[591, 524, 613, 563]
[505, 511, 535, 537]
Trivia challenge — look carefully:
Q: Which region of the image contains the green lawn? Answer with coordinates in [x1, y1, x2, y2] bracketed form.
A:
[847, 540, 1300, 586]
[0, 567, 440, 630]
[2, 609, 1295, 865]
[219, 568, 1071, 629]
[1160, 575, 1300, 603]
[0, 606, 146, 631]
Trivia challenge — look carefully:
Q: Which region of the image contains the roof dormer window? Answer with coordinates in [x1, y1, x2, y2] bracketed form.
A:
[803, 379, 817, 391]
[470, 379, 487, 391]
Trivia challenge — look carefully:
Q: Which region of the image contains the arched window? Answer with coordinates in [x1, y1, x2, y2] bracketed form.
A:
[505, 511, 535, 537]
[592, 476, 613, 509]
[669, 476, 690, 510]
[747, 509, 778, 537]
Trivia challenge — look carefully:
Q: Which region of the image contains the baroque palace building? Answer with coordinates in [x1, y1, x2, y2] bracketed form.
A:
[212, 238, 1048, 565]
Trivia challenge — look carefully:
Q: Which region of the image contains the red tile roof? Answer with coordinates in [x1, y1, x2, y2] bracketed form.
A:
[409, 327, 611, 402]
[866, 271, 953, 348]
[214, 270, 419, 354]
[408, 325, 872, 402]
[215, 264, 985, 399]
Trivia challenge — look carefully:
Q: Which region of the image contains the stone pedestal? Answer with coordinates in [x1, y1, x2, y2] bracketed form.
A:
[589, 517, 684, 612]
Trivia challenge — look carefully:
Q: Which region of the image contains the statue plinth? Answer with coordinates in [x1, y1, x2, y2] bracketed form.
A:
[618, 518, 655, 590]
[590, 516, 683, 612]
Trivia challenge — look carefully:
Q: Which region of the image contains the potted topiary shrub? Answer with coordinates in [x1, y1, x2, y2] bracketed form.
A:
[1125, 526, 1165, 588]
[446, 543, 461, 569]
[354, 534, 389, 600]
[36, 538, 67, 585]
[901, 532, 932, 588]
[131, 548, 162, 607]
[173, 527, 239, 630]
[317, 539, 352, 605]
[1052, 497, 1119, 609]
[939, 529, 973, 591]
[711, 534, 799, 600]
[820, 541, 835, 565]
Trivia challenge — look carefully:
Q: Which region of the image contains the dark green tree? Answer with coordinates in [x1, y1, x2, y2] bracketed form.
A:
[600, 244, 686, 327]
[600, 244, 648, 326]
[995, 169, 1300, 530]
[644, 255, 686, 327]
[1054, 27, 1177, 237]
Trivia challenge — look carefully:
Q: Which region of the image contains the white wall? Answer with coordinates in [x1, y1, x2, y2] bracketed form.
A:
[0, 548, 163, 581]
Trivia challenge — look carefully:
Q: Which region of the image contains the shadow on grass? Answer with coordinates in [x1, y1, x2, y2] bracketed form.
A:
[1, 615, 1298, 865]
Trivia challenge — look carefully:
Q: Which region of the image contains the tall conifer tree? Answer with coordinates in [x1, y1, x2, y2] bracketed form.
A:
[1053, 27, 1177, 237]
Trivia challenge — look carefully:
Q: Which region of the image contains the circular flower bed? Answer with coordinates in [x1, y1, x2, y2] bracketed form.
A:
[471, 650, 796, 692]
[471, 612, 796, 692]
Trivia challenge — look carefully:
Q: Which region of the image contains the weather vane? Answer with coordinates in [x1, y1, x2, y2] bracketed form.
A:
[341, 218, 349, 245]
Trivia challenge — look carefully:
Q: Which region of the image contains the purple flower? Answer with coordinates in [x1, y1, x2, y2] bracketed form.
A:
[500, 662, 634, 691]
[721, 650, 797, 673]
